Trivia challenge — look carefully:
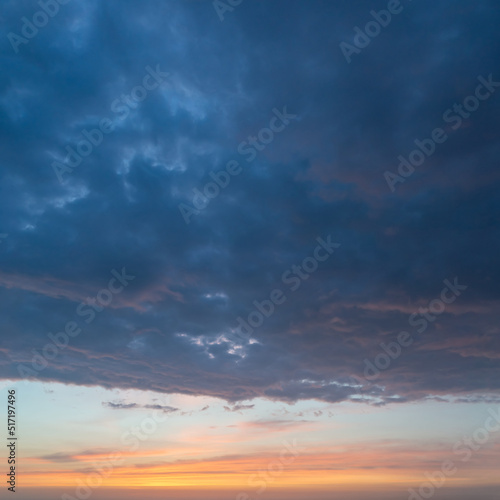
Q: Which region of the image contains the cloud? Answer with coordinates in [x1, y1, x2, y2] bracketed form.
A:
[39, 452, 79, 463]
[0, 0, 499, 406]
[223, 404, 255, 413]
[103, 402, 138, 409]
[103, 401, 179, 412]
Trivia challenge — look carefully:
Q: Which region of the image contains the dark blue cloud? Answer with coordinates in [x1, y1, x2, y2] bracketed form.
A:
[0, 0, 499, 404]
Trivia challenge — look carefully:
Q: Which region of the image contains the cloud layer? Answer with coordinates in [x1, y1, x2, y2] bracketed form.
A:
[0, 0, 499, 405]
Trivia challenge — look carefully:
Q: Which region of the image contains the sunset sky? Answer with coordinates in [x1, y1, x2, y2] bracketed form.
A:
[1, 1, 500, 499]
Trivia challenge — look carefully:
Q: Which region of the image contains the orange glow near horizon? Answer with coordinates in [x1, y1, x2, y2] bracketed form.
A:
[19, 448, 500, 489]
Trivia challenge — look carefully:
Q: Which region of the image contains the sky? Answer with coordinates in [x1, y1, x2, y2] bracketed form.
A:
[0, 0, 500, 499]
